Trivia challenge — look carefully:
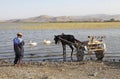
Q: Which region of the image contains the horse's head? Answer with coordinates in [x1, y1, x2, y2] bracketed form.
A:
[54, 35, 60, 44]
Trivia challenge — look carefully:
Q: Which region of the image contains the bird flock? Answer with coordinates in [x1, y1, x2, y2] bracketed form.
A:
[28, 39, 52, 46]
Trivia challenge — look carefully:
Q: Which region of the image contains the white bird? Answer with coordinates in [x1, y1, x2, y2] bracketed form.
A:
[28, 40, 37, 46]
[43, 40, 52, 45]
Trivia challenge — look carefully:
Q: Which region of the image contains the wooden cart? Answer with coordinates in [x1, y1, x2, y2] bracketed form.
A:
[77, 36, 106, 61]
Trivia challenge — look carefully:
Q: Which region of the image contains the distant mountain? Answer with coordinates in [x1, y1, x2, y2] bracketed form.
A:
[5, 14, 120, 22]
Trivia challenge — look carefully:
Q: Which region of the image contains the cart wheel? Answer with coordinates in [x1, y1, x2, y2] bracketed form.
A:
[76, 46, 84, 61]
[77, 51, 84, 61]
[95, 50, 104, 61]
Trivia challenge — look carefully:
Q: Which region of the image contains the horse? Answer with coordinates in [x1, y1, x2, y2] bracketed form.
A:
[54, 33, 82, 61]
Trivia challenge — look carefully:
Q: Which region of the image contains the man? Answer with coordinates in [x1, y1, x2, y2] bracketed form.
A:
[13, 32, 25, 66]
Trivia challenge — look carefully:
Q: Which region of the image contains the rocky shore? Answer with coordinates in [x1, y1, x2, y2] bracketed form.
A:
[0, 60, 119, 79]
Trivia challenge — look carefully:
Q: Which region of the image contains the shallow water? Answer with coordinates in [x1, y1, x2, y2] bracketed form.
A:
[0, 23, 120, 62]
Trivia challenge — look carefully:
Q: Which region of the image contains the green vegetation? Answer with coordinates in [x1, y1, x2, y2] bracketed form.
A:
[19, 22, 120, 30]
[0, 22, 120, 30]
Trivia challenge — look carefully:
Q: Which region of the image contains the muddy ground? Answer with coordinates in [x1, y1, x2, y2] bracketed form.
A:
[0, 60, 119, 79]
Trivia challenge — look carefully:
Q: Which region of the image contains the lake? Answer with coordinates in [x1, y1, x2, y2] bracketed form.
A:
[0, 23, 120, 62]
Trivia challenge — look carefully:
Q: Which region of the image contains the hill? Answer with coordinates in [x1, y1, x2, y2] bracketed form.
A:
[5, 14, 120, 22]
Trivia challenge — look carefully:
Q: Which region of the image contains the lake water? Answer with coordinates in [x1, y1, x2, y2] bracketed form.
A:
[0, 23, 120, 62]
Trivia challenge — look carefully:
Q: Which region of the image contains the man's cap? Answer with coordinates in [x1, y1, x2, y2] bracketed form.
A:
[17, 32, 23, 36]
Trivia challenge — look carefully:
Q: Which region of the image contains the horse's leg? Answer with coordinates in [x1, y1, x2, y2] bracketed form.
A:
[69, 45, 74, 61]
[62, 44, 66, 61]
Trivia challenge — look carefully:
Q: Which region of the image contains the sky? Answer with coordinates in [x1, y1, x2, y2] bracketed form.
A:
[0, 0, 120, 20]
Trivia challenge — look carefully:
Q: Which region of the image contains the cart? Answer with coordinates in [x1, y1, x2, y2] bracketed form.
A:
[77, 36, 106, 61]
